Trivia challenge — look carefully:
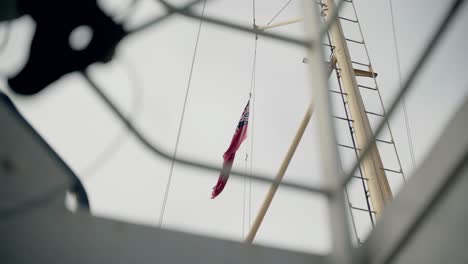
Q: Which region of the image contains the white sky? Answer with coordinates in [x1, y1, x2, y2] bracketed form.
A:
[1, 0, 467, 255]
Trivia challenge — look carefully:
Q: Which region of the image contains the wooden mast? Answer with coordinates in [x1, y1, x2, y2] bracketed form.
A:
[323, 0, 392, 217]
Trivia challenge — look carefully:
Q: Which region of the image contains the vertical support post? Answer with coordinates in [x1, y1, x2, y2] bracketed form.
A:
[323, 0, 392, 217]
[303, 1, 352, 263]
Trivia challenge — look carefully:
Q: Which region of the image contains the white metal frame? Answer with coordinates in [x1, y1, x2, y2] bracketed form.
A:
[1, 0, 467, 263]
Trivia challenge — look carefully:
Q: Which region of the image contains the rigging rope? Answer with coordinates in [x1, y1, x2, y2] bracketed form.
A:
[344, 8, 391, 214]
[158, 0, 207, 227]
[389, 0, 417, 168]
[248, 36, 257, 230]
[242, 0, 258, 238]
[266, 0, 295, 26]
[320, 5, 368, 243]
[249, 0, 258, 232]
[348, 0, 407, 186]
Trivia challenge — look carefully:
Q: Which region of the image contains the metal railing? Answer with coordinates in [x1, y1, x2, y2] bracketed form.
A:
[2, 0, 464, 263]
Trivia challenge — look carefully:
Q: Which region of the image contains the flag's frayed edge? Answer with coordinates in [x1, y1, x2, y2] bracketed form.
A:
[211, 177, 227, 199]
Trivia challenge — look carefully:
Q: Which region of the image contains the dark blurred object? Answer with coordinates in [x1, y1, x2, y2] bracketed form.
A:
[8, 0, 125, 95]
[0, 91, 90, 211]
[0, 0, 23, 21]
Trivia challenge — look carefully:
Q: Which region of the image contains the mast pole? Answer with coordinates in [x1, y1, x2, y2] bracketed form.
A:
[245, 103, 314, 243]
[323, 0, 392, 217]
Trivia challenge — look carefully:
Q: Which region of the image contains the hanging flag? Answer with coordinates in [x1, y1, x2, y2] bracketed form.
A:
[212, 100, 250, 199]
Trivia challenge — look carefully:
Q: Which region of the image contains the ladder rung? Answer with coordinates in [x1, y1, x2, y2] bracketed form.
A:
[333, 115, 354, 122]
[345, 38, 363, 44]
[339, 16, 358, 23]
[322, 43, 335, 48]
[365, 110, 384, 117]
[351, 175, 368, 181]
[358, 84, 377, 91]
[381, 167, 402, 174]
[337, 143, 359, 150]
[351, 61, 370, 67]
[354, 68, 378, 78]
[376, 138, 393, 144]
[330, 90, 348, 96]
[349, 204, 376, 214]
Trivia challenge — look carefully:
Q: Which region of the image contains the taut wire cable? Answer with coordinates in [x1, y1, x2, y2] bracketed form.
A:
[248, 0, 258, 231]
[243, 0, 258, 237]
[266, 0, 295, 26]
[389, 0, 417, 168]
[158, 0, 207, 227]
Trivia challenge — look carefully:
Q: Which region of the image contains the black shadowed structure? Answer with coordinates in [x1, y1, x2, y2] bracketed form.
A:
[8, 0, 125, 95]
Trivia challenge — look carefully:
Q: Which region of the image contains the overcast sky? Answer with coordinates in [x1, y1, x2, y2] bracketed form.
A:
[1, 0, 467, 255]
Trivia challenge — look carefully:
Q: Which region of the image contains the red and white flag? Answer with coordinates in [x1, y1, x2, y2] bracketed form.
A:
[212, 100, 250, 199]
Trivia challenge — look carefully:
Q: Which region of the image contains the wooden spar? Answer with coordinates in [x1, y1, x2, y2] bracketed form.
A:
[303, 56, 378, 78]
[245, 60, 338, 243]
[257, 18, 303, 31]
[354, 68, 378, 78]
[323, 0, 392, 217]
[245, 103, 313, 243]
